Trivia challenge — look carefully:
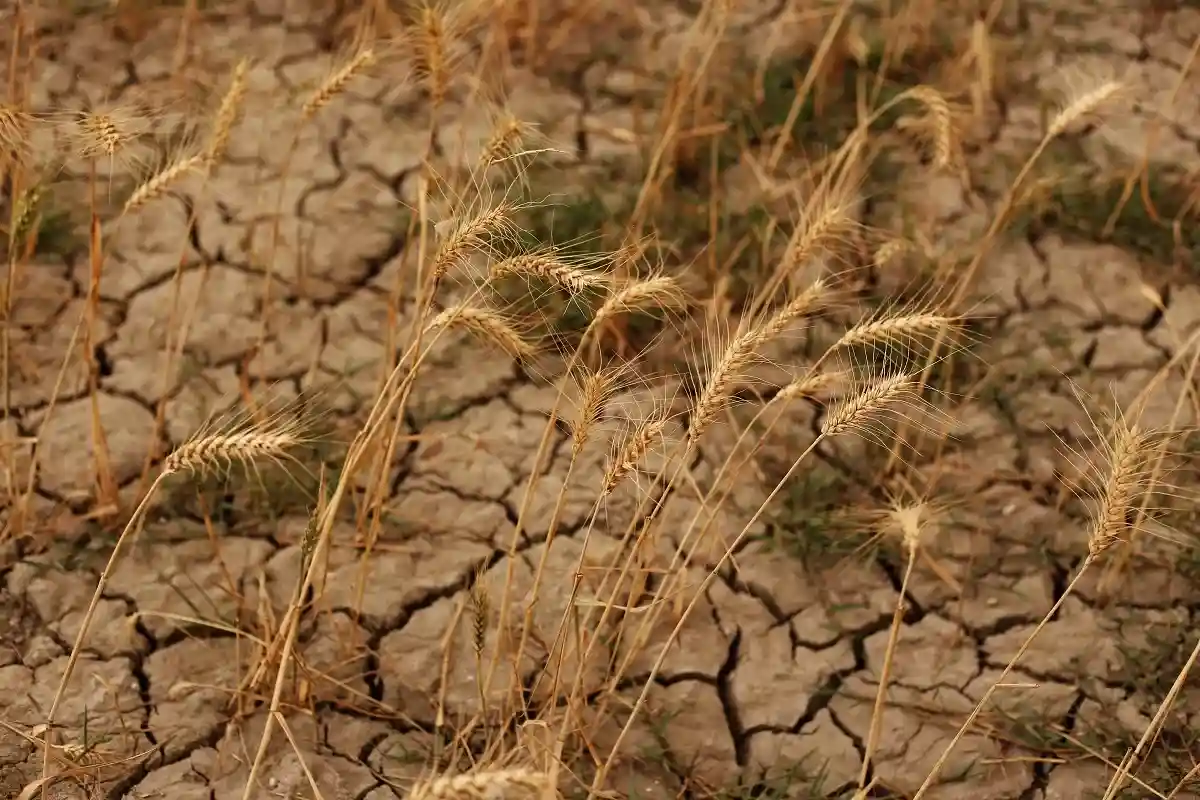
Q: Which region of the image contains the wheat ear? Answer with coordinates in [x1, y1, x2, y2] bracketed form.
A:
[426, 303, 536, 361]
[820, 373, 917, 437]
[589, 275, 687, 334]
[603, 411, 671, 495]
[433, 203, 517, 278]
[408, 769, 550, 800]
[124, 152, 205, 214]
[206, 58, 250, 166]
[835, 311, 957, 352]
[303, 48, 376, 121]
[0, 104, 33, 167]
[907, 86, 956, 170]
[569, 364, 627, 456]
[1048, 79, 1123, 139]
[1087, 419, 1156, 556]
[489, 252, 608, 295]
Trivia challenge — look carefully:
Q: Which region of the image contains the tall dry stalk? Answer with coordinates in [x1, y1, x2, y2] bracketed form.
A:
[40, 411, 306, 788]
[910, 410, 1162, 799]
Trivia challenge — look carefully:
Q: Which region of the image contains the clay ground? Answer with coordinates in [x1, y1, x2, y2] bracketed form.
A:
[4, 0, 1200, 798]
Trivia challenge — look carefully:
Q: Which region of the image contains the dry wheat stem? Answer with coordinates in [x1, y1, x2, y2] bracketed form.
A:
[40, 472, 171, 785]
[408, 769, 549, 800]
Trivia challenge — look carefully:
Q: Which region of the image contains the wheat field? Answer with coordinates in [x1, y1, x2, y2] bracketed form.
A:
[2, 0, 1200, 798]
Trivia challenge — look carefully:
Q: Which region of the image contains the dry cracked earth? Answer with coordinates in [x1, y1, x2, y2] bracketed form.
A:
[4, 0, 1200, 799]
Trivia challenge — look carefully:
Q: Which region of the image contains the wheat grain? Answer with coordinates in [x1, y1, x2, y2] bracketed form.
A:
[303, 48, 376, 121]
[123, 152, 204, 214]
[412, 4, 450, 108]
[489, 253, 608, 295]
[427, 303, 536, 361]
[407, 769, 550, 800]
[206, 58, 250, 166]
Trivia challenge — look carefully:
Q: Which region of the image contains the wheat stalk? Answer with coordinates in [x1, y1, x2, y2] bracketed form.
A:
[0, 104, 33, 167]
[164, 428, 303, 477]
[1088, 420, 1155, 556]
[836, 311, 956, 351]
[477, 115, 528, 172]
[569, 364, 626, 456]
[408, 769, 550, 800]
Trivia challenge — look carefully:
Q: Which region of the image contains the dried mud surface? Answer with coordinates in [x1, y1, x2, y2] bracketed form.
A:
[4, 1, 1200, 799]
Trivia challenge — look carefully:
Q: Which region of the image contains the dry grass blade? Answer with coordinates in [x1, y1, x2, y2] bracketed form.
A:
[489, 252, 608, 295]
[426, 303, 536, 361]
[407, 769, 550, 800]
[303, 48, 376, 121]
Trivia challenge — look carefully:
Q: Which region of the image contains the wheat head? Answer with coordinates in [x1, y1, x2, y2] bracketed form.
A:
[489, 252, 608, 295]
[124, 152, 205, 214]
[407, 769, 550, 800]
[603, 411, 670, 495]
[820, 373, 917, 438]
[303, 48, 377, 121]
[427, 303, 536, 361]
[206, 58, 250, 166]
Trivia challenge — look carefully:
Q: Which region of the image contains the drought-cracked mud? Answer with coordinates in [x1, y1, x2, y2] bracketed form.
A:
[4, 0, 1200, 798]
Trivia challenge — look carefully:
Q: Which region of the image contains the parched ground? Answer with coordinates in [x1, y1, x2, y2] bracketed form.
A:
[4, 0, 1200, 799]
